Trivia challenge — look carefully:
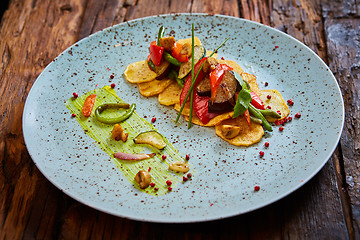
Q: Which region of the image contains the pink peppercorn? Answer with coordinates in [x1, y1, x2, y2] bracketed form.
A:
[265, 142, 269, 147]
[288, 116, 293, 122]
[259, 151, 264, 157]
[150, 182, 155, 187]
[168, 187, 172, 191]
[187, 173, 192, 178]
[277, 110, 281, 115]
[151, 117, 156, 123]
[110, 74, 114, 79]
[71, 113, 76, 117]
[267, 95, 271, 99]
[166, 180, 172, 186]
[183, 176, 188, 182]
[279, 126, 284, 131]
[185, 154, 190, 160]
[73, 92, 78, 98]
[295, 113, 301, 118]
[110, 83, 115, 88]
[266, 106, 271, 109]
[148, 167, 151, 172]
[287, 99, 294, 106]
[154, 187, 159, 191]
[162, 155, 167, 160]
[254, 185, 260, 191]
[265, 82, 268, 87]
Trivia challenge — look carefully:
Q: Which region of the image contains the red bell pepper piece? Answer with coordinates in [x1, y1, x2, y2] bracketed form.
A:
[209, 64, 233, 102]
[149, 41, 164, 66]
[171, 42, 188, 63]
[250, 91, 265, 110]
[193, 93, 219, 124]
[179, 57, 208, 105]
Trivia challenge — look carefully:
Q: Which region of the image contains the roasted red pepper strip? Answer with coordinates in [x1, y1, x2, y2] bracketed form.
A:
[149, 41, 164, 66]
[82, 94, 96, 117]
[180, 57, 208, 105]
[209, 64, 233, 102]
[171, 42, 188, 63]
[250, 91, 265, 110]
[243, 109, 251, 126]
[193, 92, 219, 124]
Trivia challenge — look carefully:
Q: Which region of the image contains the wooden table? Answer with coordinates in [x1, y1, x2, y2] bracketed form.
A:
[0, 0, 359, 239]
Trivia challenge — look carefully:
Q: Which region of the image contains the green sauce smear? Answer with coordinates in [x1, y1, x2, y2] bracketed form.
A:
[66, 86, 186, 196]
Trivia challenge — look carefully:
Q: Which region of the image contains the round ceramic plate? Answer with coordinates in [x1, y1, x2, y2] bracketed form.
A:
[22, 14, 344, 223]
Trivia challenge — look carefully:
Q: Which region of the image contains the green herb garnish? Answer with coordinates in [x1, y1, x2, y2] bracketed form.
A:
[175, 27, 229, 128]
[188, 23, 196, 129]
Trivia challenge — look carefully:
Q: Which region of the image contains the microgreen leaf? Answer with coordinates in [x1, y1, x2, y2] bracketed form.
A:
[233, 88, 251, 118]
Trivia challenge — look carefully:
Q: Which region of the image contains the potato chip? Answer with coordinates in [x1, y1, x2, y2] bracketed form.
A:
[137, 78, 172, 97]
[185, 112, 233, 127]
[158, 80, 182, 106]
[215, 116, 264, 146]
[260, 89, 290, 122]
[241, 72, 261, 96]
[177, 37, 202, 46]
[218, 59, 244, 75]
[174, 102, 192, 117]
[206, 51, 217, 58]
[124, 60, 156, 83]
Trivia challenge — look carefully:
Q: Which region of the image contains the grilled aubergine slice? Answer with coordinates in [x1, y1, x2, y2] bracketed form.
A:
[208, 70, 238, 113]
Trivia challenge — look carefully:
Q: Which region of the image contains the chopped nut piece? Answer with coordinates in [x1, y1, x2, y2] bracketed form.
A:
[203, 57, 218, 73]
[159, 36, 175, 52]
[180, 43, 192, 57]
[169, 161, 189, 173]
[111, 124, 128, 142]
[134, 171, 151, 189]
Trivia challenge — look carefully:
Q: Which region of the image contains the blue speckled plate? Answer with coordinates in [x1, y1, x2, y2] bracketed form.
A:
[22, 14, 344, 223]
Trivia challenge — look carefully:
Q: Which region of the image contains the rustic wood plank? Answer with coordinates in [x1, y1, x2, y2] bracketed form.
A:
[271, 0, 327, 61]
[125, 0, 171, 21]
[0, 0, 87, 239]
[191, 0, 239, 16]
[239, 0, 271, 25]
[324, 15, 360, 239]
[78, 0, 127, 39]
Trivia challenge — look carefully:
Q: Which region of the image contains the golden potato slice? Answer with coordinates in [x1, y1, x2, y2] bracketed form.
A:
[158, 80, 182, 106]
[206, 50, 217, 58]
[241, 72, 261, 96]
[215, 116, 264, 146]
[185, 112, 233, 127]
[124, 60, 156, 83]
[177, 36, 202, 46]
[260, 89, 290, 122]
[218, 59, 244, 75]
[137, 78, 172, 97]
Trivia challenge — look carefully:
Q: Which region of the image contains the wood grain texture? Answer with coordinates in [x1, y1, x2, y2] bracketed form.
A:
[325, 16, 360, 240]
[0, 0, 358, 239]
[0, 0, 86, 239]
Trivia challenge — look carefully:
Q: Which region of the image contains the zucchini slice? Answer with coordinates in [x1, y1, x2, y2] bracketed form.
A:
[178, 45, 205, 79]
[133, 131, 167, 149]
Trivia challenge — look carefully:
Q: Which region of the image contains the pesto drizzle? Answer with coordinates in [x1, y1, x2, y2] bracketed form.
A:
[66, 86, 186, 196]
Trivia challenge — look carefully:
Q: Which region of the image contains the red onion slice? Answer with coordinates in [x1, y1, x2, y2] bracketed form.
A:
[113, 151, 156, 161]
